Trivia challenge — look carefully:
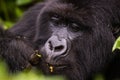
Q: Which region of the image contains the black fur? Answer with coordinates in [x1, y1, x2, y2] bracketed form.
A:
[9, 0, 120, 80]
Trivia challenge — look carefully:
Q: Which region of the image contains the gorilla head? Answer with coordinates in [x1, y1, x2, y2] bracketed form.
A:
[7, 0, 120, 79]
[32, 0, 118, 80]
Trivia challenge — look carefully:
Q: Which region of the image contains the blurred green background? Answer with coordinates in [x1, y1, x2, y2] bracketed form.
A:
[0, 0, 43, 29]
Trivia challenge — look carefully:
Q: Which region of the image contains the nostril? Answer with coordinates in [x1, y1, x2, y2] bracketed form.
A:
[48, 41, 53, 51]
[54, 45, 64, 52]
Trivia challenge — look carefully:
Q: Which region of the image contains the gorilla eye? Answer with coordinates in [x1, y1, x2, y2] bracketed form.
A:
[70, 23, 80, 32]
[51, 14, 60, 25]
[51, 14, 60, 20]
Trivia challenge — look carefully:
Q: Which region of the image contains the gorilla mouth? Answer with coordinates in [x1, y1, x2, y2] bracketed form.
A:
[50, 64, 67, 68]
[47, 63, 68, 73]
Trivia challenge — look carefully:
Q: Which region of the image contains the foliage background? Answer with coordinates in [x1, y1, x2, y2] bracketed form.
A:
[0, 0, 43, 29]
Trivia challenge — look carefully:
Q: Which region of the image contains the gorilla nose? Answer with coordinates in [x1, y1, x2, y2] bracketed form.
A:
[45, 36, 67, 57]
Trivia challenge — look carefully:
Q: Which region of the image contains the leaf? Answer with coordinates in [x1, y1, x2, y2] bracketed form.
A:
[0, 61, 9, 80]
[4, 21, 14, 29]
[94, 74, 104, 80]
[15, 8, 23, 18]
[112, 37, 120, 52]
[16, 0, 32, 6]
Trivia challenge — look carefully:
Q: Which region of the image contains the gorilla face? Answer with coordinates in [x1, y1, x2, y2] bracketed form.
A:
[34, 0, 115, 79]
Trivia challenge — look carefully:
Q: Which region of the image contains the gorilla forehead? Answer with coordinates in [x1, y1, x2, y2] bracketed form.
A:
[40, 1, 95, 29]
[44, 2, 77, 16]
[47, 0, 90, 7]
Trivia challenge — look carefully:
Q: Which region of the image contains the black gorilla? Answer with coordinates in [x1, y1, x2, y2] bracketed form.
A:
[0, 26, 34, 72]
[8, 0, 120, 80]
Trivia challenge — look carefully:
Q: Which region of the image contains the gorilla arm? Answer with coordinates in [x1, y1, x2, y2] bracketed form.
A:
[0, 27, 34, 72]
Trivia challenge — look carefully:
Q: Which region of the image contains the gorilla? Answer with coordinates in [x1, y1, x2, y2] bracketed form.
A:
[8, 0, 120, 80]
[0, 26, 34, 72]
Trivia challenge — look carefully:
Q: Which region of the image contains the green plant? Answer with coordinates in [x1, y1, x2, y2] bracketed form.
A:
[0, 61, 65, 80]
[0, 0, 42, 29]
[112, 37, 120, 51]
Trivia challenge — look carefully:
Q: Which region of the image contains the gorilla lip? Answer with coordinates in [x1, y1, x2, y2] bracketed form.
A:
[49, 65, 67, 73]
[48, 63, 68, 72]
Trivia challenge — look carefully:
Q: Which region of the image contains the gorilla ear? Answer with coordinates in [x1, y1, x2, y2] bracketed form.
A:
[111, 25, 120, 38]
